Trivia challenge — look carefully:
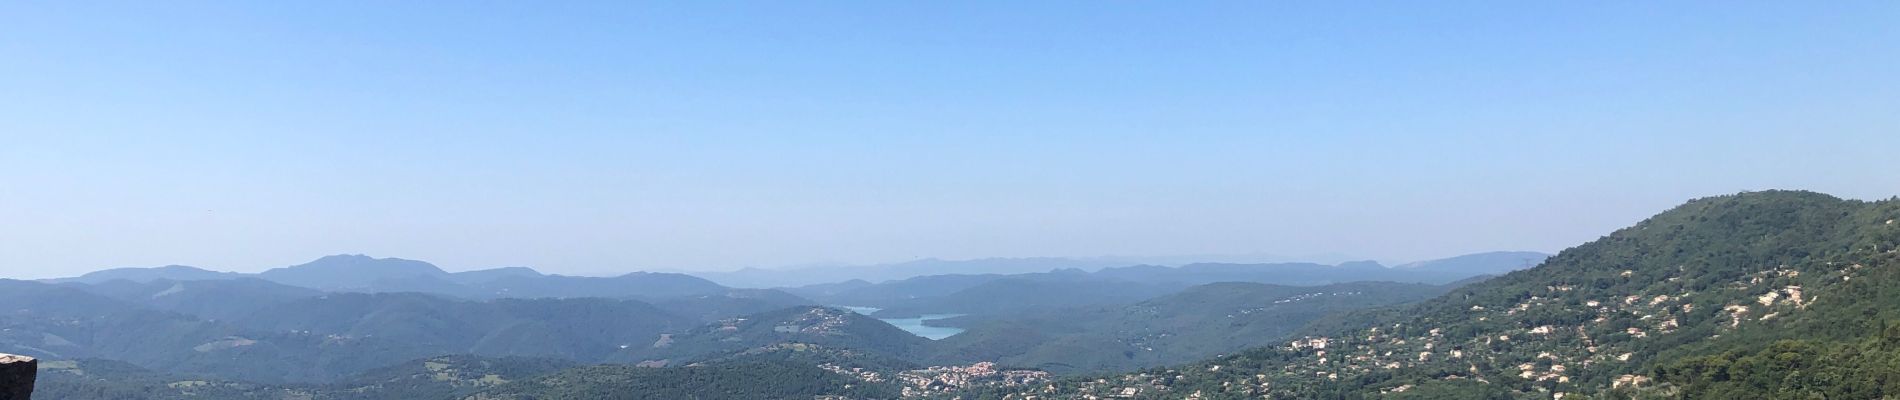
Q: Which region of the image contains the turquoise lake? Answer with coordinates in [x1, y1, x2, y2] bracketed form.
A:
[838, 306, 965, 340]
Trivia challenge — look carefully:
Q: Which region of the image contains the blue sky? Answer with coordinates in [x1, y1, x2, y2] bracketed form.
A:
[3, 2, 1898, 277]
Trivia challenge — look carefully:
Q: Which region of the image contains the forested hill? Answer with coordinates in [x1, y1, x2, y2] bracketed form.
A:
[609, 306, 930, 366]
[926, 281, 1459, 374]
[975, 191, 1900, 399]
[33, 355, 582, 400]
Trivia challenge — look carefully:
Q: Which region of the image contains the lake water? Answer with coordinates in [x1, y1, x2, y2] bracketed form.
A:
[838, 306, 966, 340]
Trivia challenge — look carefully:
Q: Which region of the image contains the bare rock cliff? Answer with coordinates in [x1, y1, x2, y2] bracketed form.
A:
[0, 354, 34, 400]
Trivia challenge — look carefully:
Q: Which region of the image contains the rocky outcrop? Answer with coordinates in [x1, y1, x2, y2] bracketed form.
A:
[0, 353, 34, 400]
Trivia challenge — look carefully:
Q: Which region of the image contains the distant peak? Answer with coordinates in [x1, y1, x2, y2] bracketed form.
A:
[260, 255, 450, 290]
[315, 254, 375, 261]
[466, 266, 541, 274]
[296, 254, 434, 267]
[1336, 260, 1386, 269]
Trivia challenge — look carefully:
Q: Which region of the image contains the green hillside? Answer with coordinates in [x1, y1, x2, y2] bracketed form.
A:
[929, 281, 1458, 374]
[971, 191, 1900, 399]
[610, 306, 930, 366]
[462, 359, 899, 400]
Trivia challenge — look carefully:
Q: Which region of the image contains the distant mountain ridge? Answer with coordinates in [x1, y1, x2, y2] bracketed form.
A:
[694, 257, 1137, 288]
[257, 254, 450, 290]
[52, 264, 246, 284]
[693, 253, 1377, 288]
[785, 252, 1549, 318]
[41, 251, 1545, 309]
[63, 278, 323, 321]
[42, 254, 742, 301]
[1393, 250, 1550, 276]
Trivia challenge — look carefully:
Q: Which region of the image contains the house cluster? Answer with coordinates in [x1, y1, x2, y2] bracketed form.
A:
[895, 362, 1050, 398]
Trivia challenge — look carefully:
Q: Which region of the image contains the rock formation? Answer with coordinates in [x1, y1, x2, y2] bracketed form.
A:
[0, 353, 34, 400]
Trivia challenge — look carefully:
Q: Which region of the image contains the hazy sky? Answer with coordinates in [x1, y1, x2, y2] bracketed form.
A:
[4, 2, 1898, 278]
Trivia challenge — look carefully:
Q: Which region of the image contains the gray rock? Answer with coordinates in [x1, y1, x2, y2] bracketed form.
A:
[0, 353, 34, 400]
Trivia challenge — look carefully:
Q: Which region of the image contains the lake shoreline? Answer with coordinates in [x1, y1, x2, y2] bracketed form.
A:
[836, 306, 966, 340]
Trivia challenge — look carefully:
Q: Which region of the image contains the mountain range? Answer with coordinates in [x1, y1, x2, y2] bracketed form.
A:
[51, 254, 746, 302]
[8, 247, 1542, 398]
[5, 219, 1624, 399]
[690, 252, 1489, 288]
[785, 252, 1546, 319]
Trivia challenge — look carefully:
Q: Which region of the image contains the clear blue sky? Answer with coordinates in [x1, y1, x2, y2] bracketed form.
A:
[3, 2, 1898, 277]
